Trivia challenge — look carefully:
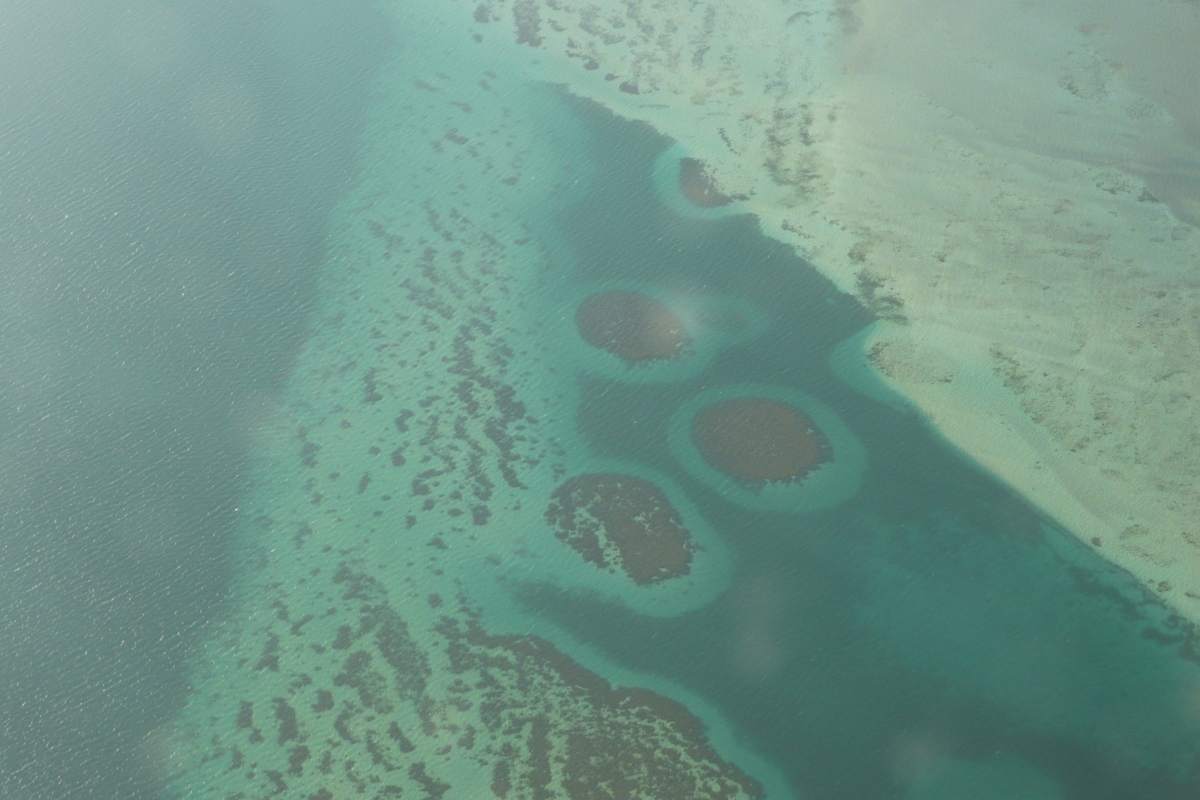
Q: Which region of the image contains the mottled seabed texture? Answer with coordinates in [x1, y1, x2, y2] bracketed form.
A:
[167, 2, 1200, 800]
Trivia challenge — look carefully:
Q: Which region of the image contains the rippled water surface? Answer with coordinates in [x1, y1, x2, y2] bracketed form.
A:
[5, 4, 1200, 800]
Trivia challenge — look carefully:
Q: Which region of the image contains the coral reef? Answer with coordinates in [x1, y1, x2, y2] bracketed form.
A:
[575, 290, 691, 363]
[175, 568, 761, 799]
[691, 398, 832, 486]
[546, 472, 696, 585]
[678, 157, 737, 208]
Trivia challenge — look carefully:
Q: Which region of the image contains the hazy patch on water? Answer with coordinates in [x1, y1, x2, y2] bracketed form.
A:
[0, 2, 388, 797]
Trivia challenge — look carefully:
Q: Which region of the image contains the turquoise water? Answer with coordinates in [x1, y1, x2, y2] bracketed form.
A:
[517, 98, 1200, 799]
[9, 4, 1200, 800]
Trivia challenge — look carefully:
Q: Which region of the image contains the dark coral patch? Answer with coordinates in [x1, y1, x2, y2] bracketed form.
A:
[575, 290, 691, 363]
[546, 473, 694, 585]
[437, 610, 764, 799]
[678, 157, 737, 208]
[691, 398, 831, 486]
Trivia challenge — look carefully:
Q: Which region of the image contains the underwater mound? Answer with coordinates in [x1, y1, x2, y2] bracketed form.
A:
[670, 384, 867, 514]
[651, 144, 748, 221]
[550, 281, 769, 385]
[575, 290, 691, 363]
[546, 472, 695, 585]
[678, 157, 737, 208]
[691, 397, 833, 486]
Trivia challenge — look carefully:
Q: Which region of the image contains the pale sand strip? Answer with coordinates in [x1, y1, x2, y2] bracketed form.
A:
[452, 0, 1200, 620]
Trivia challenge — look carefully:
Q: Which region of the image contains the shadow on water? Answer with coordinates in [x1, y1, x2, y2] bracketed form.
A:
[518, 94, 1200, 800]
[0, 2, 390, 797]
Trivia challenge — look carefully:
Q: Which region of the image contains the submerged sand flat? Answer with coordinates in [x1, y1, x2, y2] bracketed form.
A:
[452, 0, 1200, 620]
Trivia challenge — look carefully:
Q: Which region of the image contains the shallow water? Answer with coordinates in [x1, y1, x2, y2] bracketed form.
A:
[526, 97, 1200, 800]
[8, 3, 1200, 800]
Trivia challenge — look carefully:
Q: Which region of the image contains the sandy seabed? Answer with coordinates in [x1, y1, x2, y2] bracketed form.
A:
[448, 0, 1200, 623]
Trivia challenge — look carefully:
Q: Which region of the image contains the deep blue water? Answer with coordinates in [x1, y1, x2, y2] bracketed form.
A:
[0, 3, 388, 797]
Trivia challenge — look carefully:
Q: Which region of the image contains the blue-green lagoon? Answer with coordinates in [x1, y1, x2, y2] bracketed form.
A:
[164, 18, 1200, 798]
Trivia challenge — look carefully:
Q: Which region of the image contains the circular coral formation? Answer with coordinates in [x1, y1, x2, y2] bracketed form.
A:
[546, 472, 695, 585]
[678, 157, 735, 208]
[575, 290, 692, 363]
[669, 384, 866, 513]
[691, 397, 832, 486]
